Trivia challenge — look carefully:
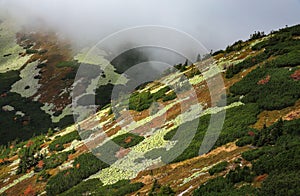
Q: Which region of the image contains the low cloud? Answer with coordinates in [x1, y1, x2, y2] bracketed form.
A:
[1, 0, 299, 51]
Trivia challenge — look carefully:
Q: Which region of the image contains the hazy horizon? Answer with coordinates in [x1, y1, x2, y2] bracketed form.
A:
[1, 0, 300, 51]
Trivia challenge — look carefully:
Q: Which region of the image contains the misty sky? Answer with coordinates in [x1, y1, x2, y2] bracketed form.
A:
[1, 0, 300, 51]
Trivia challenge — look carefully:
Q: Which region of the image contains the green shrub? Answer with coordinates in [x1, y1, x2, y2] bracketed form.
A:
[0, 71, 20, 94]
[157, 185, 175, 196]
[152, 87, 171, 101]
[49, 131, 80, 151]
[194, 117, 300, 195]
[260, 171, 300, 196]
[225, 52, 269, 78]
[61, 179, 143, 196]
[162, 92, 177, 102]
[56, 60, 80, 68]
[253, 119, 284, 147]
[129, 91, 153, 111]
[241, 148, 267, 161]
[60, 179, 103, 195]
[174, 63, 187, 72]
[226, 166, 254, 183]
[208, 161, 228, 175]
[26, 49, 38, 54]
[193, 26, 300, 195]
[46, 153, 109, 195]
[230, 67, 300, 110]
[217, 94, 240, 107]
[112, 133, 144, 148]
[163, 127, 178, 141]
[249, 31, 266, 41]
[193, 176, 233, 195]
[266, 50, 300, 67]
[225, 40, 244, 53]
[212, 50, 224, 56]
[17, 136, 45, 174]
[0, 90, 74, 145]
[36, 170, 50, 182]
[43, 151, 71, 169]
[161, 103, 259, 163]
[236, 136, 253, 147]
[229, 25, 300, 78]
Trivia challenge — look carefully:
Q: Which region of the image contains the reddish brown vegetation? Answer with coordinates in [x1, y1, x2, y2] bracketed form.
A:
[26, 140, 34, 148]
[23, 185, 35, 196]
[37, 160, 44, 169]
[291, 70, 300, 81]
[254, 174, 268, 182]
[257, 75, 271, 85]
[0, 93, 7, 97]
[64, 171, 70, 176]
[124, 136, 133, 144]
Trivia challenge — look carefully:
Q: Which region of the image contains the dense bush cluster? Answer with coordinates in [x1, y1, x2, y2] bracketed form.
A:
[225, 40, 244, 53]
[46, 153, 109, 195]
[235, 135, 253, 147]
[55, 60, 80, 68]
[42, 150, 73, 169]
[112, 132, 144, 148]
[194, 118, 300, 195]
[0, 70, 75, 145]
[25, 49, 39, 54]
[152, 86, 171, 101]
[0, 92, 54, 145]
[48, 131, 81, 151]
[230, 67, 300, 110]
[194, 175, 257, 196]
[225, 52, 269, 78]
[148, 179, 175, 196]
[17, 135, 45, 174]
[252, 25, 300, 52]
[174, 62, 188, 72]
[265, 50, 300, 67]
[195, 165, 255, 195]
[162, 103, 259, 163]
[208, 161, 228, 175]
[129, 91, 153, 111]
[162, 92, 177, 102]
[60, 179, 144, 196]
[226, 24, 300, 78]
[249, 31, 266, 41]
[0, 70, 20, 94]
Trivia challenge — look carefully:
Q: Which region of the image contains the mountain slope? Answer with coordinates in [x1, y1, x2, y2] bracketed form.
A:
[0, 24, 299, 195]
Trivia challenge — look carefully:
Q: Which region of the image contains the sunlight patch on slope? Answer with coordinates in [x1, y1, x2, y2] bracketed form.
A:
[0, 20, 31, 73]
[10, 61, 41, 97]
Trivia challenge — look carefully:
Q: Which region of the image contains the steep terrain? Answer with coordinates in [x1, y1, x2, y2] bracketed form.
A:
[0, 22, 300, 195]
